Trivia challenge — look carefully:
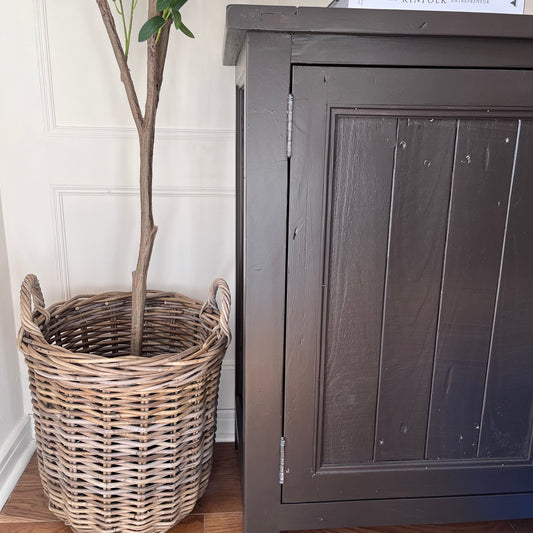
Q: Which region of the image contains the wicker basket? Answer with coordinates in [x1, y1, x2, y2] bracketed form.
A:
[18, 274, 231, 533]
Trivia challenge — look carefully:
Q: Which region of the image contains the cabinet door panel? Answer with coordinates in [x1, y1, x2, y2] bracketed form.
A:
[426, 120, 518, 460]
[479, 120, 533, 459]
[283, 66, 533, 503]
[374, 117, 456, 463]
[321, 116, 396, 466]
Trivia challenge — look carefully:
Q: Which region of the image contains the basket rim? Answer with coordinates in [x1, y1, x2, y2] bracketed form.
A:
[19, 276, 231, 369]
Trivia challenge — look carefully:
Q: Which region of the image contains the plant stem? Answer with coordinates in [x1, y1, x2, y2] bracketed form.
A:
[155, 9, 171, 44]
[126, 0, 137, 58]
[111, 0, 135, 60]
[112, 0, 123, 15]
[119, 1, 130, 58]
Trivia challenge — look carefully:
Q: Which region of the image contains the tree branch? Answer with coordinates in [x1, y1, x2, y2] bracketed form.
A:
[156, 22, 171, 97]
[145, 0, 171, 131]
[96, 0, 144, 133]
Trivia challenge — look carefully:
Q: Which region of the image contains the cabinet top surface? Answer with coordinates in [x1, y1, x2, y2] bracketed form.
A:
[223, 4, 533, 65]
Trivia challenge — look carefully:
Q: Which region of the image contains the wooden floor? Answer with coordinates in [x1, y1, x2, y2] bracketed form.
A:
[1, 443, 532, 533]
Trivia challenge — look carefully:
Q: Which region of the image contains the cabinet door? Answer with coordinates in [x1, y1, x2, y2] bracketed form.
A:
[284, 66, 533, 503]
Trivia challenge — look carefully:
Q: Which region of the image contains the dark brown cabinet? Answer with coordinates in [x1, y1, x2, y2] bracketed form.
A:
[224, 6, 533, 532]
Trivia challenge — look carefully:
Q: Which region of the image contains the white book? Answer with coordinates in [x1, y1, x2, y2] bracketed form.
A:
[331, 0, 524, 14]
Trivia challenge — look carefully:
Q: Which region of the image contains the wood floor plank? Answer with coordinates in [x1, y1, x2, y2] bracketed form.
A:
[193, 443, 242, 514]
[0, 515, 204, 533]
[205, 512, 243, 533]
[166, 515, 204, 533]
[0, 456, 57, 523]
[283, 521, 515, 533]
[0, 522, 71, 533]
[509, 519, 533, 533]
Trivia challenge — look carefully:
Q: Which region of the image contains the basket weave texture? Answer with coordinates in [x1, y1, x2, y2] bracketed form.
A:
[18, 274, 231, 533]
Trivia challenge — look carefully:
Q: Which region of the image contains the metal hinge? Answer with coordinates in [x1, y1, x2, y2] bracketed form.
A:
[286, 94, 293, 159]
[279, 437, 286, 484]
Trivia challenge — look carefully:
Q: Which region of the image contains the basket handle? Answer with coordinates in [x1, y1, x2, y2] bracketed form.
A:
[20, 274, 49, 340]
[201, 278, 231, 341]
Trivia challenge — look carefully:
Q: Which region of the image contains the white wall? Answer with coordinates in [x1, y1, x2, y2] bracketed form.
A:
[0, 198, 23, 445]
[0, 197, 35, 510]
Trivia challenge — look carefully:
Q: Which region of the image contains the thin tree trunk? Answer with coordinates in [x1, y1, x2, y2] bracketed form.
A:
[96, 0, 171, 357]
[130, 130, 158, 357]
[130, 0, 171, 356]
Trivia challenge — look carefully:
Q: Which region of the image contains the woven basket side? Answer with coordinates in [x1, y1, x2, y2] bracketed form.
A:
[18, 276, 231, 533]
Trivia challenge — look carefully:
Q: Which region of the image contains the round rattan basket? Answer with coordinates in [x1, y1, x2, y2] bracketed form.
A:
[17, 274, 231, 533]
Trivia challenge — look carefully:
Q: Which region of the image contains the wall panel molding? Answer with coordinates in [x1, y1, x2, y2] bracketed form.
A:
[50, 124, 235, 141]
[33, 0, 55, 134]
[33, 0, 234, 142]
[51, 184, 235, 301]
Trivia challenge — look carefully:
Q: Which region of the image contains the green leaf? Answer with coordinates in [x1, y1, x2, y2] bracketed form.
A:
[174, 0, 189, 10]
[179, 20, 194, 38]
[138, 15, 167, 42]
[157, 0, 178, 11]
[172, 9, 182, 30]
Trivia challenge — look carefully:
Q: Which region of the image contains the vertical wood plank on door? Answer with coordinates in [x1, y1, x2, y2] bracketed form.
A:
[478, 120, 533, 459]
[426, 120, 518, 460]
[321, 115, 397, 466]
[374, 118, 456, 462]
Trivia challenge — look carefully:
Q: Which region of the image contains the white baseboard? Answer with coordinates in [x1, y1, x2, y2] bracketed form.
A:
[0, 415, 35, 512]
[216, 409, 235, 443]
